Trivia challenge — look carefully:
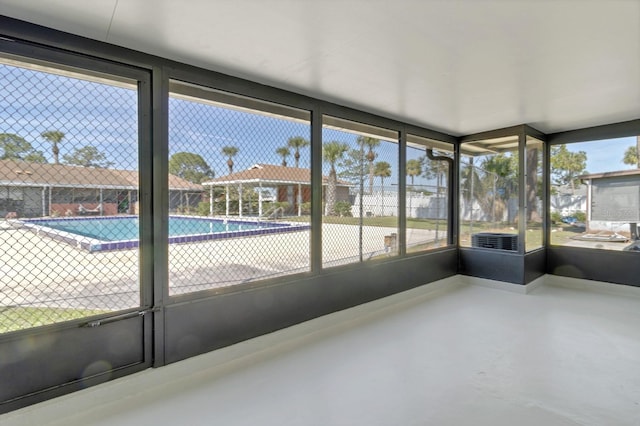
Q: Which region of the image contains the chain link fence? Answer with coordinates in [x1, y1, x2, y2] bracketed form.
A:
[406, 136, 453, 253]
[0, 57, 140, 333]
[168, 82, 312, 294]
[459, 142, 519, 248]
[321, 116, 399, 266]
[0, 58, 456, 334]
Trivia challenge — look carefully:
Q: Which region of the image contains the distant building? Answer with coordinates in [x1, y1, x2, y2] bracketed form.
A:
[0, 159, 203, 218]
[579, 169, 640, 238]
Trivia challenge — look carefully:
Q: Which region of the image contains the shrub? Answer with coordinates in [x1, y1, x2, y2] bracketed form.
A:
[197, 201, 210, 216]
[300, 202, 311, 215]
[574, 211, 586, 222]
[550, 211, 562, 224]
[335, 201, 352, 217]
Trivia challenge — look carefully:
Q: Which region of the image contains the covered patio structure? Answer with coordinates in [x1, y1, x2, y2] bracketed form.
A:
[202, 164, 350, 218]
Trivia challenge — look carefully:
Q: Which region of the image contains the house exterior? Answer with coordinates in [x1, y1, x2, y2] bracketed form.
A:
[579, 169, 640, 238]
[0, 159, 203, 218]
[202, 163, 351, 216]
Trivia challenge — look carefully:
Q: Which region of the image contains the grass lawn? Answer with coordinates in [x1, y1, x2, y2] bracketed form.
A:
[288, 216, 589, 251]
[549, 224, 585, 245]
[285, 215, 447, 230]
[0, 307, 109, 333]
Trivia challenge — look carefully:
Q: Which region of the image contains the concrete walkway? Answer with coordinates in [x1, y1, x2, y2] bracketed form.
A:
[1, 223, 442, 316]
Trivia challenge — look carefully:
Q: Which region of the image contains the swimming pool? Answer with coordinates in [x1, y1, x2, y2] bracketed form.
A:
[20, 216, 310, 252]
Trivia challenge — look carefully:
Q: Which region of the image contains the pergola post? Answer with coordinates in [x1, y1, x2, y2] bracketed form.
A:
[41, 186, 46, 217]
[258, 181, 263, 218]
[297, 183, 302, 216]
[99, 188, 104, 215]
[225, 185, 230, 217]
[238, 183, 243, 217]
[209, 186, 214, 216]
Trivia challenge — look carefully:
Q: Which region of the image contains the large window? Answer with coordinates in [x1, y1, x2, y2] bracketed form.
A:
[525, 136, 544, 252]
[168, 81, 312, 295]
[460, 136, 519, 250]
[550, 136, 640, 252]
[0, 55, 141, 333]
[321, 117, 399, 267]
[406, 135, 453, 253]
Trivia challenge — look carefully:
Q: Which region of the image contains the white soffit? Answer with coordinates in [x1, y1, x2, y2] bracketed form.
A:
[0, 0, 638, 136]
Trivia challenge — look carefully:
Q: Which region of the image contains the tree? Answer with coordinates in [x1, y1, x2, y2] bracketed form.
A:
[357, 136, 380, 194]
[221, 146, 239, 174]
[481, 153, 518, 223]
[287, 136, 309, 168]
[406, 159, 422, 187]
[169, 151, 214, 183]
[337, 147, 366, 184]
[62, 145, 113, 168]
[622, 136, 640, 168]
[23, 151, 48, 163]
[406, 158, 422, 217]
[41, 130, 65, 164]
[323, 141, 348, 216]
[550, 145, 587, 194]
[374, 161, 391, 188]
[0, 133, 46, 162]
[275, 146, 290, 167]
[424, 153, 450, 243]
[525, 145, 542, 222]
[374, 161, 391, 216]
[460, 157, 483, 225]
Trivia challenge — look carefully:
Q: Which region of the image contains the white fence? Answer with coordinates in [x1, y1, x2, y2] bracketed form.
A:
[350, 190, 447, 219]
[550, 194, 587, 216]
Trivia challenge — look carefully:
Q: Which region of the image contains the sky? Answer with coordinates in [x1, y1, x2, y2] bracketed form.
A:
[1, 63, 637, 188]
[564, 137, 637, 174]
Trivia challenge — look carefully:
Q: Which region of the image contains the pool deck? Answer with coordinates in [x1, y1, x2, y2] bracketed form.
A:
[3, 215, 632, 317]
[0, 219, 440, 314]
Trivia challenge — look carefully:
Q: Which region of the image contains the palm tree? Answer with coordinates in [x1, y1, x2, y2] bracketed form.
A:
[374, 161, 391, 216]
[276, 146, 290, 167]
[481, 153, 517, 223]
[460, 157, 482, 232]
[424, 155, 450, 243]
[221, 145, 239, 174]
[323, 141, 349, 216]
[406, 158, 422, 187]
[406, 158, 422, 218]
[41, 130, 65, 164]
[357, 136, 380, 194]
[622, 136, 640, 168]
[287, 136, 309, 168]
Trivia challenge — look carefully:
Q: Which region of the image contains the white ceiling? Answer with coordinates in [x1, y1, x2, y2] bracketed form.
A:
[1, 0, 639, 136]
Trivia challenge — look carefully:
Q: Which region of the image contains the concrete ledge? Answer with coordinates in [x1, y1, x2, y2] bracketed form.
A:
[543, 274, 640, 298]
[464, 273, 640, 298]
[462, 275, 544, 294]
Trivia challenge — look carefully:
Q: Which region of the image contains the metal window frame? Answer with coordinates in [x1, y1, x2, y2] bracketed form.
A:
[0, 33, 155, 413]
[546, 119, 640, 287]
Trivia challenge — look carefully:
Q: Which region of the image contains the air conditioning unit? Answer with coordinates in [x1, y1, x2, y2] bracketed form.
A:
[472, 232, 518, 251]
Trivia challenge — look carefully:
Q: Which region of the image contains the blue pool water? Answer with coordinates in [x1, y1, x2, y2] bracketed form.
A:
[21, 216, 309, 252]
[29, 216, 270, 241]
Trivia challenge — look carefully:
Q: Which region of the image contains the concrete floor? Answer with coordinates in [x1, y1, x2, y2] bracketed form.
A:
[3, 275, 640, 425]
